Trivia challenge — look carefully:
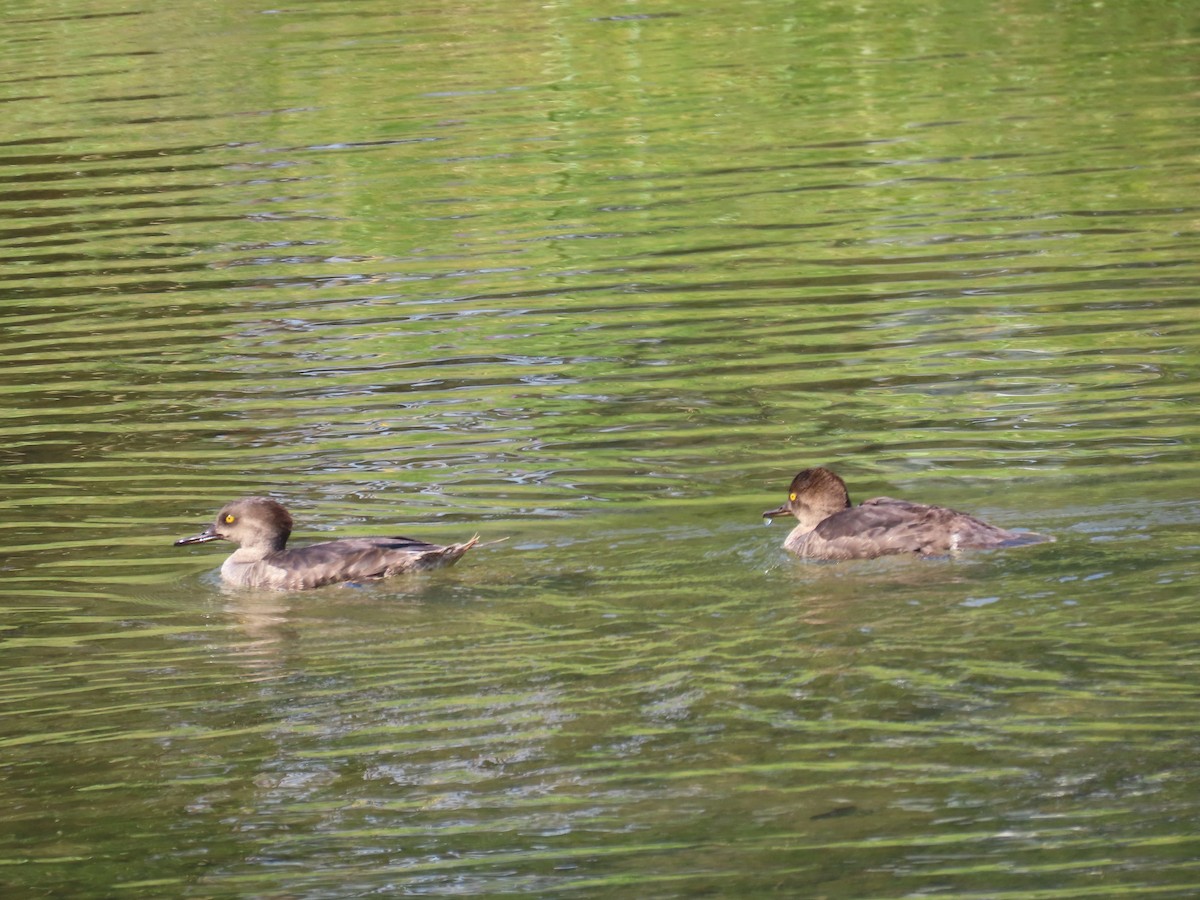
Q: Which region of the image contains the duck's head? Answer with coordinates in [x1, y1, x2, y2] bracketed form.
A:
[763, 467, 852, 527]
[175, 497, 294, 553]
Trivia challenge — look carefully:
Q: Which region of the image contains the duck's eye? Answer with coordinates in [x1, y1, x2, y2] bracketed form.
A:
[789, 492, 797, 502]
[224, 514, 236, 524]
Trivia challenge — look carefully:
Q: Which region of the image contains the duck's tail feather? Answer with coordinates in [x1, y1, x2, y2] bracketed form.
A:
[997, 529, 1054, 548]
[431, 534, 508, 569]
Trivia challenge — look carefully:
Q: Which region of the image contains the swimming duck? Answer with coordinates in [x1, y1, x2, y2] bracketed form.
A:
[175, 497, 480, 590]
[763, 467, 1051, 560]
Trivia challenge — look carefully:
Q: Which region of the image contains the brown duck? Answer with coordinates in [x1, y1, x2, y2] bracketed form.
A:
[176, 497, 480, 590]
[763, 467, 1052, 560]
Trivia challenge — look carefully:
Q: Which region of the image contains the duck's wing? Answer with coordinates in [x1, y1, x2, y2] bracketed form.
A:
[366, 535, 480, 574]
[811, 498, 961, 557]
[824, 497, 1049, 555]
[278, 536, 476, 589]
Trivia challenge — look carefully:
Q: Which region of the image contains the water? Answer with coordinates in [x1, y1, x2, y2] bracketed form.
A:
[3, 0, 1200, 895]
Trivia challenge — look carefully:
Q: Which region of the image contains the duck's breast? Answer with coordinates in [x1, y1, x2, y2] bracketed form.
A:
[220, 555, 292, 589]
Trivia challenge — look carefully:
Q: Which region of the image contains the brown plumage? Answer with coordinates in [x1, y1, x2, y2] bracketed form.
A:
[175, 497, 480, 590]
[762, 467, 1052, 560]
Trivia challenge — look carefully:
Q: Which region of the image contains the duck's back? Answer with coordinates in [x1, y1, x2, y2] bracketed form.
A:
[223, 535, 477, 590]
[790, 497, 1048, 560]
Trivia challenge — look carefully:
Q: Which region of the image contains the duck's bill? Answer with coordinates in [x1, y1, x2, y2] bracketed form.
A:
[762, 505, 790, 520]
[175, 529, 222, 546]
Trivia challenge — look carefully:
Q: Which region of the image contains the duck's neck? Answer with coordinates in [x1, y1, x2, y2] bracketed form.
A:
[791, 498, 842, 534]
[229, 540, 283, 563]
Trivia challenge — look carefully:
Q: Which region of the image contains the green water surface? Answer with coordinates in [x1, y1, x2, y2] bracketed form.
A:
[2, 0, 1199, 896]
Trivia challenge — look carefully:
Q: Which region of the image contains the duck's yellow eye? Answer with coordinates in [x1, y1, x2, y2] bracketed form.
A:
[224, 514, 236, 524]
[789, 492, 797, 501]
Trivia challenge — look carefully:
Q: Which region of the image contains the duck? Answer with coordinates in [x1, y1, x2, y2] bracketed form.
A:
[763, 467, 1052, 560]
[175, 497, 481, 590]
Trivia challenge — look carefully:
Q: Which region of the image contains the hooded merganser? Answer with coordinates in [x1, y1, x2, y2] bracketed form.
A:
[175, 497, 480, 590]
[763, 467, 1052, 560]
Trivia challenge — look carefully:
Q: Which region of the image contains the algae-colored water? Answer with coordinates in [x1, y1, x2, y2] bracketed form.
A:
[3, 0, 1199, 895]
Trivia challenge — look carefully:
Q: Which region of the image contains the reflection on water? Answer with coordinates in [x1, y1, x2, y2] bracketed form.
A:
[2, 0, 1200, 896]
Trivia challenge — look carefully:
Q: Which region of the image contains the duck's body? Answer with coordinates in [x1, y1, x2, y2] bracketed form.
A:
[763, 467, 1051, 560]
[176, 497, 478, 590]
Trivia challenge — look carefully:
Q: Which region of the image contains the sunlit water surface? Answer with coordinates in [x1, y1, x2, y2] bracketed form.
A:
[3, 0, 1200, 896]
